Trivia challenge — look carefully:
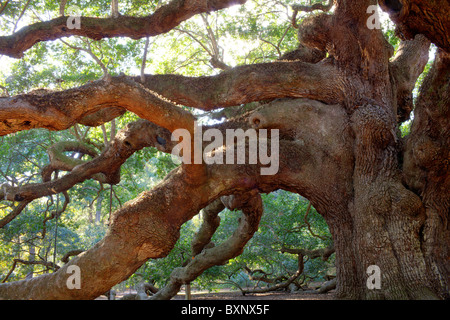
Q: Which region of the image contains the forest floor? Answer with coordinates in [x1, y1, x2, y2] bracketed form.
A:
[102, 285, 336, 300]
[172, 290, 335, 300]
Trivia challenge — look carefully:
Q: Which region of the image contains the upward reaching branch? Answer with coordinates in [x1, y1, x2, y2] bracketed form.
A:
[59, 0, 67, 16]
[110, 0, 119, 18]
[390, 34, 431, 122]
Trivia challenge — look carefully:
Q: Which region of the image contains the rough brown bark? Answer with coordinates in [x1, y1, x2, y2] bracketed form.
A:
[0, 0, 247, 58]
[379, 0, 450, 53]
[403, 49, 450, 299]
[0, 119, 175, 205]
[0, 0, 448, 300]
[151, 192, 263, 300]
[0, 76, 196, 137]
[0, 96, 350, 299]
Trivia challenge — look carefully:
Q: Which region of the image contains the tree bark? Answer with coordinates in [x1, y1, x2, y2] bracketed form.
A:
[0, 0, 248, 58]
[0, 0, 448, 300]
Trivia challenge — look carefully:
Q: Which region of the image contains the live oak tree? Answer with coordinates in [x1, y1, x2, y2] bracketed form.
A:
[0, 0, 448, 299]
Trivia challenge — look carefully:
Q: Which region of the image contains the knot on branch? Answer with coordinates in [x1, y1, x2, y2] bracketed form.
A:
[61, 249, 84, 264]
[278, 43, 326, 64]
[297, 13, 332, 52]
[117, 119, 174, 154]
[220, 189, 261, 212]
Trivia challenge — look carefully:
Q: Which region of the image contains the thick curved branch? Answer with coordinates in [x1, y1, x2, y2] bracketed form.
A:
[61, 250, 84, 264]
[379, 0, 450, 53]
[138, 61, 343, 110]
[151, 192, 263, 300]
[241, 252, 304, 295]
[41, 141, 101, 183]
[191, 199, 224, 256]
[0, 97, 352, 299]
[0, 0, 247, 58]
[78, 107, 126, 127]
[0, 76, 196, 137]
[0, 119, 175, 204]
[0, 60, 342, 138]
[279, 43, 326, 64]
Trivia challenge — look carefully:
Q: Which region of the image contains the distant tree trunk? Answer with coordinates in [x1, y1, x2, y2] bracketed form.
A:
[185, 284, 191, 300]
[25, 245, 35, 280]
[95, 193, 102, 224]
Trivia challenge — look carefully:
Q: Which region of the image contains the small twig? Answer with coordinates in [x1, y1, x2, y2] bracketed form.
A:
[259, 38, 282, 57]
[303, 202, 328, 241]
[111, 185, 122, 208]
[12, 0, 32, 33]
[2, 258, 60, 283]
[59, 0, 67, 16]
[0, 200, 32, 229]
[60, 39, 109, 79]
[291, 0, 334, 28]
[0, 0, 10, 16]
[175, 28, 214, 57]
[140, 37, 150, 83]
[0, 84, 9, 97]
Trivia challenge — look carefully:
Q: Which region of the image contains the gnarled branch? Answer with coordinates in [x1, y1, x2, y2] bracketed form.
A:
[0, 119, 175, 205]
[0, 0, 247, 58]
[151, 191, 263, 300]
[138, 61, 343, 110]
[379, 0, 450, 53]
[0, 76, 196, 137]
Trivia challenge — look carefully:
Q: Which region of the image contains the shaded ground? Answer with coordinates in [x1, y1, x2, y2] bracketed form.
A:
[174, 290, 336, 300]
[100, 288, 335, 300]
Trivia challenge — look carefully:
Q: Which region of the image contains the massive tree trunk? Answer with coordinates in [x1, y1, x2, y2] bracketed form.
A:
[0, 0, 448, 299]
